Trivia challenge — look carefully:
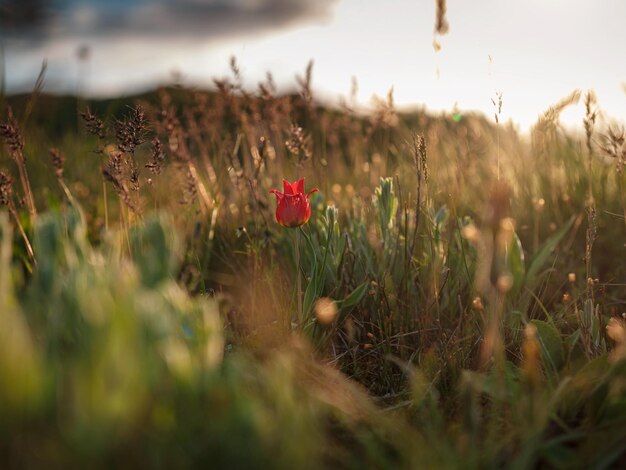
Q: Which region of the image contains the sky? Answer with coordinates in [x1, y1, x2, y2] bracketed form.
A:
[2, 0, 625, 131]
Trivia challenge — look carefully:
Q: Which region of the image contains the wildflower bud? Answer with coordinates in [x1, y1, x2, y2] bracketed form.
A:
[607, 318, 626, 362]
[314, 298, 338, 325]
[500, 217, 516, 232]
[522, 323, 542, 387]
[496, 273, 514, 293]
[607, 318, 626, 344]
[461, 224, 479, 242]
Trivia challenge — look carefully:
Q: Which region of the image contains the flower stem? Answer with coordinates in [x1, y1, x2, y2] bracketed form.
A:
[295, 228, 302, 326]
[8, 204, 36, 268]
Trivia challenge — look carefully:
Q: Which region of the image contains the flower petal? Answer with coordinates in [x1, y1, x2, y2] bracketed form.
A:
[294, 178, 305, 195]
[283, 179, 294, 195]
[269, 189, 284, 200]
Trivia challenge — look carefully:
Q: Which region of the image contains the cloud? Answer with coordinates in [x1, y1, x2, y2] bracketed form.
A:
[1, 0, 338, 45]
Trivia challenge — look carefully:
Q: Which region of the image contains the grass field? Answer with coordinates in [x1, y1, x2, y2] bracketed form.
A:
[1, 66, 626, 468]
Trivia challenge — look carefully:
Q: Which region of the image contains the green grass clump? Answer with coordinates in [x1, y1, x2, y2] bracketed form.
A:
[0, 209, 426, 468]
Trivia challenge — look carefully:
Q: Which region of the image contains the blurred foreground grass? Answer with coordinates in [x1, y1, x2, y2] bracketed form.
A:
[1, 210, 417, 468]
[1, 72, 626, 467]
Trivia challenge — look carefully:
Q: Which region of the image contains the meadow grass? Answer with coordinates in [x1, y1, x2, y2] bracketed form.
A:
[1, 64, 626, 468]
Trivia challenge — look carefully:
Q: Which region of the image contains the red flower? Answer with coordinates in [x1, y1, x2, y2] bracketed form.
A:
[269, 178, 318, 228]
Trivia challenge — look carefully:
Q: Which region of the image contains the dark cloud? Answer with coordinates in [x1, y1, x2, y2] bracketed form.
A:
[1, 0, 338, 44]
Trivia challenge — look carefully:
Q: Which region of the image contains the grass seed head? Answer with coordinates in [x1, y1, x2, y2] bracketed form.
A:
[49, 148, 65, 179]
[80, 108, 105, 139]
[116, 105, 148, 155]
[285, 124, 311, 165]
[435, 0, 449, 35]
[0, 108, 24, 155]
[0, 170, 14, 206]
[145, 138, 166, 175]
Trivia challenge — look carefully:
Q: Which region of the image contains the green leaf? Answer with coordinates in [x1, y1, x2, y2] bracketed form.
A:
[553, 355, 610, 420]
[130, 215, 178, 288]
[315, 213, 334, 288]
[507, 230, 526, 297]
[373, 177, 398, 241]
[337, 282, 368, 311]
[33, 213, 64, 295]
[540, 434, 581, 469]
[302, 261, 318, 321]
[434, 205, 448, 228]
[525, 216, 575, 292]
[530, 319, 565, 375]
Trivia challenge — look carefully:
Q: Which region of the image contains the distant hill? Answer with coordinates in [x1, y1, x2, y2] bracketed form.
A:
[2, 87, 506, 141]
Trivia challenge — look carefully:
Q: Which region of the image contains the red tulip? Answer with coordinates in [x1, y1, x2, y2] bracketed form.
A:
[269, 178, 318, 228]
